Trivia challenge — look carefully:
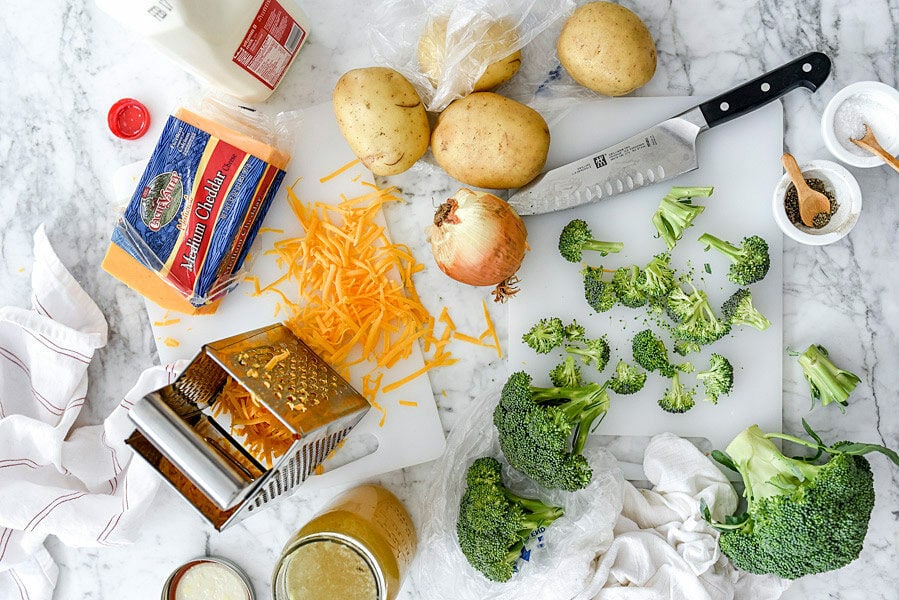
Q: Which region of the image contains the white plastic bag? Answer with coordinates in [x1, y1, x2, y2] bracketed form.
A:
[411, 384, 625, 600]
[369, 0, 576, 112]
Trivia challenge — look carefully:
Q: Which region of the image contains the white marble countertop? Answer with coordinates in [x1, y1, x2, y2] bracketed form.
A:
[1, 1, 898, 599]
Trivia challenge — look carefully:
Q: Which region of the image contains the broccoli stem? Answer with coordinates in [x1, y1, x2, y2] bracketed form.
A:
[726, 426, 821, 500]
[582, 240, 624, 255]
[698, 233, 741, 260]
[529, 384, 610, 454]
[797, 345, 859, 406]
[667, 186, 714, 200]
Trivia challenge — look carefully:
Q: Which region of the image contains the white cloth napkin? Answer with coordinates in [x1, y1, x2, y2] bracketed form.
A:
[0, 226, 177, 600]
[578, 433, 790, 600]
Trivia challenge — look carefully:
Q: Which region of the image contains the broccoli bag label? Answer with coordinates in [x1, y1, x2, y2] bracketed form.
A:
[113, 114, 285, 306]
[513, 526, 549, 574]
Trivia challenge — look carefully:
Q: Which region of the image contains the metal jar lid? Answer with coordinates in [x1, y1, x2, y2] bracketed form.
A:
[161, 556, 255, 600]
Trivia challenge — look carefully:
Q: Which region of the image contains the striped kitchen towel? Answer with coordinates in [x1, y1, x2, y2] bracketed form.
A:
[0, 226, 179, 600]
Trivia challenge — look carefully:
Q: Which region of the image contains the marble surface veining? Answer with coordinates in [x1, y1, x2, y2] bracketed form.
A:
[0, 1, 897, 599]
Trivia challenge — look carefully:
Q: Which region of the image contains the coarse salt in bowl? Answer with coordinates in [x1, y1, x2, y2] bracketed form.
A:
[772, 159, 862, 246]
[821, 81, 899, 168]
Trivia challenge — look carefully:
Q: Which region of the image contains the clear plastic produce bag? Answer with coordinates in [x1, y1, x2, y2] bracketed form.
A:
[369, 0, 576, 112]
[410, 384, 625, 600]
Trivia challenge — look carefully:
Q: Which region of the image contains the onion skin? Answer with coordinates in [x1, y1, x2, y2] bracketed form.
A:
[426, 188, 528, 289]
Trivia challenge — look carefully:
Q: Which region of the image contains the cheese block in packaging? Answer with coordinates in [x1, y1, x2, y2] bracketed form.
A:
[103, 108, 290, 314]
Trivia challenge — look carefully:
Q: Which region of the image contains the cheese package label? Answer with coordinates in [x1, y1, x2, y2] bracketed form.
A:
[111, 112, 286, 307]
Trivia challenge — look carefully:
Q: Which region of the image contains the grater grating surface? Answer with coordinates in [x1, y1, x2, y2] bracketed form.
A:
[126, 323, 370, 530]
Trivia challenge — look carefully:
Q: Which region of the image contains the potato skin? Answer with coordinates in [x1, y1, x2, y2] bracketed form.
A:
[431, 92, 549, 189]
[333, 67, 430, 176]
[418, 17, 522, 92]
[557, 2, 656, 96]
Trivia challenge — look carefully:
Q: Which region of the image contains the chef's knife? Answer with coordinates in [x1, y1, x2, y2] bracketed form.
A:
[508, 52, 831, 216]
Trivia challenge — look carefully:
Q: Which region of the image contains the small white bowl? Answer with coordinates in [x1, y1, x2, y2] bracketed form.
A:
[821, 81, 899, 168]
[772, 159, 861, 245]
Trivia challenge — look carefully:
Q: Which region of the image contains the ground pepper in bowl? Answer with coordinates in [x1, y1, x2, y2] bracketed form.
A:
[784, 177, 839, 228]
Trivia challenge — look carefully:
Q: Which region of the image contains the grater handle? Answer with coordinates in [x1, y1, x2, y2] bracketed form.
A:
[130, 392, 253, 509]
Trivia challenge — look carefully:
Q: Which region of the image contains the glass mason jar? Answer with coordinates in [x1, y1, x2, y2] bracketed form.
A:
[272, 484, 416, 600]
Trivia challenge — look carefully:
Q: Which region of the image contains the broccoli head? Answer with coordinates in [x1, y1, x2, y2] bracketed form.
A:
[792, 344, 861, 410]
[493, 371, 611, 491]
[722, 288, 771, 331]
[565, 336, 611, 372]
[705, 423, 899, 580]
[550, 355, 583, 387]
[651, 186, 714, 249]
[607, 360, 647, 395]
[522, 317, 564, 354]
[696, 353, 734, 404]
[558, 219, 624, 263]
[582, 265, 617, 312]
[612, 265, 648, 308]
[697, 233, 770, 286]
[666, 281, 730, 345]
[636, 252, 677, 298]
[457, 457, 565, 582]
[631, 328, 691, 377]
[658, 371, 695, 413]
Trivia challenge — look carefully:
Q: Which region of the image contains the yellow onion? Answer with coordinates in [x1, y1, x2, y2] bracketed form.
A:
[426, 188, 528, 301]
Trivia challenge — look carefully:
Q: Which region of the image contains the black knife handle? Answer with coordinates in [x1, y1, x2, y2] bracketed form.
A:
[699, 52, 831, 128]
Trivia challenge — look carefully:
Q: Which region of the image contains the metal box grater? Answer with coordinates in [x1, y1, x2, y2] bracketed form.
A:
[125, 323, 370, 530]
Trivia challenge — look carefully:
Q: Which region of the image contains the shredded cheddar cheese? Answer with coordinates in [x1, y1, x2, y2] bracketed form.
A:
[398, 400, 418, 407]
[211, 377, 294, 466]
[153, 317, 181, 327]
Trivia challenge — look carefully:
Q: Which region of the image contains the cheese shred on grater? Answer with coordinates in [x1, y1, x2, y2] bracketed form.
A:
[125, 324, 370, 530]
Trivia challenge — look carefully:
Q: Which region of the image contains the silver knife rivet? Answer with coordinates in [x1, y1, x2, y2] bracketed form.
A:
[761, 82, 771, 92]
[720, 102, 730, 111]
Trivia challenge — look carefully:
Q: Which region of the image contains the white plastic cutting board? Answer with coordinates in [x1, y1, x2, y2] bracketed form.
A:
[509, 97, 783, 479]
[123, 102, 446, 492]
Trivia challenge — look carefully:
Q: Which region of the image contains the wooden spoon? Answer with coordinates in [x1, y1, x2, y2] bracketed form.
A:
[850, 124, 899, 173]
[781, 153, 830, 227]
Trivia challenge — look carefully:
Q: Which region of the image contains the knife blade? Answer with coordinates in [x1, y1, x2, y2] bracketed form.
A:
[508, 51, 831, 216]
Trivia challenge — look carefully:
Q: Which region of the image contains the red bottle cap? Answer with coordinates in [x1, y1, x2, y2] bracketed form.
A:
[107, 98, 151, 140]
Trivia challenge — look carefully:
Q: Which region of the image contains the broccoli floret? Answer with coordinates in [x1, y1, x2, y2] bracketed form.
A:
[457, 457, 565, 582]
[791, 344, 861, 410]
[651, 186, 714, 249]
[673, 339, 701, 356]
[562, 320, 586, 342]
[705, 423, 899, 579]
[558, 219, 624, 263]
[631, 329, 691, 377]
[722, 288, 771, 331]
[565, 336, 611, 372]
[666, 281, 730, 345]
[697, 353, 734, 404]
[697, 233, 771, 286]
[612, 265, 647, 308]
[582, 265, 617, 312]
[493, 371, 611, 491]
[636, 252, 677, 298]
[550, 355, 583, 387]
[658, 371, 695, 413]
[522, 317, 564, 354]
[607, 360, 647, 395]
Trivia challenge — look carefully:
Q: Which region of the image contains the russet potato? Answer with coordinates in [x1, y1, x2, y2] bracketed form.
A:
[557, 2, 656, 96]
[333, 67, 430, 176]
[431, 92, 549, 189]
[418, 16, 522, 92]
